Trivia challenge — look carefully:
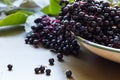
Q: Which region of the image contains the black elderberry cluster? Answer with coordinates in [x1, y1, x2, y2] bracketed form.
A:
[58, 0, 120, 48]
[25, 15, 80, 55]
[34, 65, 51, 75]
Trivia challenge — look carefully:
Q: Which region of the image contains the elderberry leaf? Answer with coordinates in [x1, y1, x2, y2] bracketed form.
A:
[0, 11, 33, 26]
[41, 0, 61, 16]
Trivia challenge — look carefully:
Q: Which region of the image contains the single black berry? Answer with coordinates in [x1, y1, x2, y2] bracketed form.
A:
[57, 53, 63, 61]
[65, 70, 72, 78]
[25, 38, 29, 44]
[49, 58, 55, 65]
[46, 69, 51, 75]
[34, 67, 40, 74]
[7, 64, 13, 71]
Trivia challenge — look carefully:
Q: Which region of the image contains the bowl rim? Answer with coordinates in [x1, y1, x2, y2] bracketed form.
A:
[77, 36, 120, 53]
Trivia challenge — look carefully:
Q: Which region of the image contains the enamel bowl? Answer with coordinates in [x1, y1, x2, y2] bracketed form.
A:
[77, 36, 120, 63]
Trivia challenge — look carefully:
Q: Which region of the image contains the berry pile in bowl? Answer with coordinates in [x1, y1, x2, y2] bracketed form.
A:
[58, 0, 120, 63]
[25, 0, 120, 63]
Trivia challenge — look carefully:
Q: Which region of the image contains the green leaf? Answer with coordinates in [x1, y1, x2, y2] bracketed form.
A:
[3, 0, 11, 5]
[20, 10, 34, 15]
[41, 5, 51, 15]
[0, 11, 32, 26]
[41, 0, 61, 16]
[118, 2, 120, 7]
[68, 0, 74, 3]
[49, 0, 61, 15]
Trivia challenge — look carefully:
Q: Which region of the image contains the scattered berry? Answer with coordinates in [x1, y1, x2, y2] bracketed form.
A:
[39, 65, 45, 73]
[46, 69, 51, 75]
[49, 58, 55, 65]
[65, 70, 72, 78]
[57, 53, 63, 61]
[34, 67, 40, 74]
[7, 64, 13, 71]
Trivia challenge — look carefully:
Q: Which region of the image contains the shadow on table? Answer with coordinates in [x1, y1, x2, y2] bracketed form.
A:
[0, 25, 24, 36]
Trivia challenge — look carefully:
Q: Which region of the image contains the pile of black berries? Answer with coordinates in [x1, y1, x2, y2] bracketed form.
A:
[25, 0, 120, 55]
[25, 15, 80, 55]
[58, 0, 120, 48]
